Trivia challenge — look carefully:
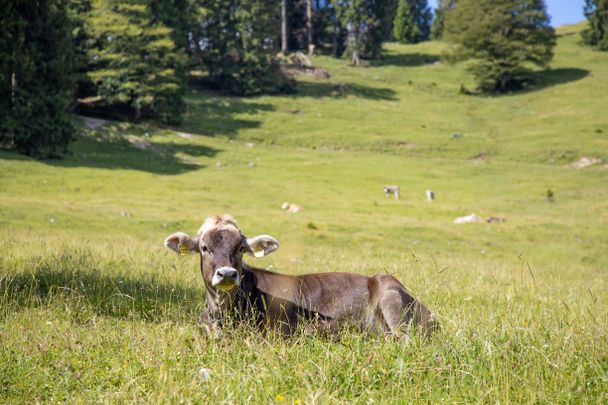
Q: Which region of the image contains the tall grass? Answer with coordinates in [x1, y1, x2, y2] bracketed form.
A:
[1, 23, 607, 403]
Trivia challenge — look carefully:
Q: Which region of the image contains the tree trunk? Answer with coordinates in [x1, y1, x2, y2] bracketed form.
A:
[348, 23, 361, 65]
[351, 48, 360, 65]
[11, 48, 16, 110]
[333, 18, 340, 57]
[306, 0, 314, 55]
[281, 0, 288, 53]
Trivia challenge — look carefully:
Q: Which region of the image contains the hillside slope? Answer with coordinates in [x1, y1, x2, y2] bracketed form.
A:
[1, 24, 607, 403]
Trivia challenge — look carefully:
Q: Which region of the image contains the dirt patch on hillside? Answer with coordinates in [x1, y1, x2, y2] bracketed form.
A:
[568, 156, 602, 169]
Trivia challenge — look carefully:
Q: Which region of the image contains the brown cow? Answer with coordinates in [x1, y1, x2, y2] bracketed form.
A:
[164, 215, 438, 337]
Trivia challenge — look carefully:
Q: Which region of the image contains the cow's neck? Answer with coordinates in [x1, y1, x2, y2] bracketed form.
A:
[203, 264, 259, 322]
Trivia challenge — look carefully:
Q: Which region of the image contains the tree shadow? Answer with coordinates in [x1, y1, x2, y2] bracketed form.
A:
[371, 52, 440, 67]
[179, 91, 275, 137]
[0, 120, 222, 175]
[1, 260, 204, 323]
[461, 67, 590, 97]
[526, 67, 590, 91]
[290, 81, 398, 101]
[54, 132, 220, 175]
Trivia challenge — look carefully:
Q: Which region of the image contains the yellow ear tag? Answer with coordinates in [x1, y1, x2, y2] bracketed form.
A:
[179, 244, 189, 256]
[253, 247, 265, 258]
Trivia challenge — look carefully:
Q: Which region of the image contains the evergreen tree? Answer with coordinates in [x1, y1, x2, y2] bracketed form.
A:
[83, 0, 186, 123]
[195, 0, 295, 95]
[149, 0, 193, 53]
[444, 0, 555, 93]
[0, 0, 76, 157]
[277, 1, 344, 56]
[68, 0, 93, 98]
[430, 0, 455, 40]
[392, 0, 431, 43]
[582, 0, 608, 50]
[332, 0, 389, 64]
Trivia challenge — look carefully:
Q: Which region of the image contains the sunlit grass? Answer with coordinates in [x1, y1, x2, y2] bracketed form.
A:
[1, 23, 607, 402]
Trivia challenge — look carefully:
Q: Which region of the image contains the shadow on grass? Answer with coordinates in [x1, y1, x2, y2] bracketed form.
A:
[1, 255, 204, 322]
[469, 67, 591, 97]
[292, 81, 398, 100]
[179, 91, 275, 137]
[526, 67, 590, 91]
[371, 52, 440, 68]
[0, 124, 221, 175]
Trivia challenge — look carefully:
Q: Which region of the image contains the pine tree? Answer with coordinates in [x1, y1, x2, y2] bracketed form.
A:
[332, 0, 390, 64]
[149, 0, 193, 54]
[430, 0, 455, 40]
[195, 0, 295, 95]
[83, 0, 186, 123]
[0, 0, 76, 157]
[392, 0, 431, 43]
[582, 0, 608, 50]
[444, 0, 555, 93]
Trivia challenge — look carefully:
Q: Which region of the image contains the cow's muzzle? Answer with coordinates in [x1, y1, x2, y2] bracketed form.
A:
[211, 266, 240, 292]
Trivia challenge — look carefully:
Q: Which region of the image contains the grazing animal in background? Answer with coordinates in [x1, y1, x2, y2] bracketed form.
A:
[384, 185, 400, 200]
[164, 215, 438, 337]
[281, 202, 303, 213]
[426, 189, 435, 202]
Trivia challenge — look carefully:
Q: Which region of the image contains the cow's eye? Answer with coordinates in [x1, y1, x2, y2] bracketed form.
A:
[201, 245, 209, 253]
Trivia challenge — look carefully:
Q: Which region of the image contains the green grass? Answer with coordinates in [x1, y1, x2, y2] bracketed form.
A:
[1, 24, 607, 403]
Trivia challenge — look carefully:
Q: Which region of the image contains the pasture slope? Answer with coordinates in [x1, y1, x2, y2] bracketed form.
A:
[1, 24, 607, 403]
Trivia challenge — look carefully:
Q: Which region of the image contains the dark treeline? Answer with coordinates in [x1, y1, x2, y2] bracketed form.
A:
[1, 0, 433, 157]
[0, 0, 604, 157]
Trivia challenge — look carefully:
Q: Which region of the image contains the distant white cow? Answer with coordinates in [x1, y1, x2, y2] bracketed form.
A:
[426, 189, 435, 202]
[384, 185, 400, 200]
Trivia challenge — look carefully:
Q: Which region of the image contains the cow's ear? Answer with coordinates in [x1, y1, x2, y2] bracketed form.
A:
[164, 232, 199, 255]
[246, 235, 279, 258]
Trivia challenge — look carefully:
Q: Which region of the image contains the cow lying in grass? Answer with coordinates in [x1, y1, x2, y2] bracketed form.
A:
[164, 215, 438, 337]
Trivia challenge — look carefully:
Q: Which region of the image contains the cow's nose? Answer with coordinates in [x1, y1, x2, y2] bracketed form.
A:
[216, 267, 238, 279]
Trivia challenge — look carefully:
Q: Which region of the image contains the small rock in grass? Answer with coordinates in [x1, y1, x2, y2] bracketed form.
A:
[198, 367, 211, 381]
[486, 216, 505, 223]
[453, 214, 484, 224]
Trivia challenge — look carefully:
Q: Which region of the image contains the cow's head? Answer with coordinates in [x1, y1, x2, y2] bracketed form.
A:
[164, 215, 279, 293]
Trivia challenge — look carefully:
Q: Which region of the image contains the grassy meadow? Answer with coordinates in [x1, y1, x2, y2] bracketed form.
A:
[1, 24, 607, 403]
